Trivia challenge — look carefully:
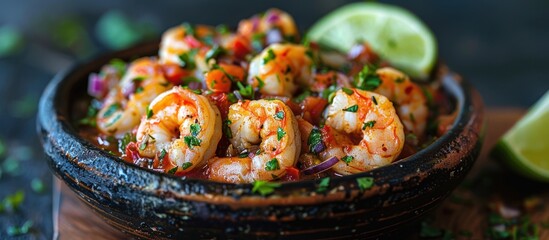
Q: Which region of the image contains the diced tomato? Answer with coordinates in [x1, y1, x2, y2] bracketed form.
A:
[219, 63, 246, 81]
[161, 63, 189, 85]
[231, 35, 252, 59]
[301, 97, 328, 125]
[124, 142, 141, 163]
[205, 69, 232, 92]
[281, 167, 300, 182]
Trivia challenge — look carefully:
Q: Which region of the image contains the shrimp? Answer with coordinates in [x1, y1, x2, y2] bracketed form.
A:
[238, 8, 299, 44]
[374, 67, 429, 138]
[97, 57, 171, 135]
[322, 88, 405, 175]
[208, 99, 301, 183]
[135, 87, 222, 174]
[248, 43, 313, 96]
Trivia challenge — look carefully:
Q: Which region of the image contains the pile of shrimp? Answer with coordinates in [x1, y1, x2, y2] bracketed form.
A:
[82, 9, 453, 183]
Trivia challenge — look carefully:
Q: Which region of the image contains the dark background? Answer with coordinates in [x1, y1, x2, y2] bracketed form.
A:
[0, 0, 548, 238]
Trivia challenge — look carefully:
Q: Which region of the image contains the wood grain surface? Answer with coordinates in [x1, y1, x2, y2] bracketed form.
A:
[56, 109, 549, 239]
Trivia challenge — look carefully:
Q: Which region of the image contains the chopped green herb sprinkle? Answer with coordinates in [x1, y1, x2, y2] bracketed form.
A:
[167, 166, 178, 174]
[308, 128, 323, 153]
[181, 22, 195, 36]
[181, 162, 193, 170]
[205, 45, 225, 63]
[342, 87, 354, 95]
[183, 136, 202, 149]
[178, 49, 198, 69]
[263, 48, 276, 64]
[274, 111, 285, 120]
[343, 105, 358, 112]
[227, 93, 238, 103]
[294, 90, 311, 103]
[102, 103, 121, 118]
[216, 24, 229, 34]
[277, 127, 286, 141]
[362, 120, 376, 130]
[372, 96, 378, 105]
[252, 180, 281, 196]
[132, 76, 145, 82]
[6, 220, 33, 236]
[236, 81, 254, 99]
[119, 132, 136, 153]
[317, 177, 330, 193]
[342, 155, 354, 165]
[355, 65, 381, 91]
[356, 177, 374, 191]
[146, 107, 153, 119]
[255, 76, 265, 89]
[265, 158, 280, 171]
[223, 120, 233, 138]
[159, 149, 167, 160]
[190, 123, 201, 137]
[135, 86, 144, 94]
[139, 138, 148, 151]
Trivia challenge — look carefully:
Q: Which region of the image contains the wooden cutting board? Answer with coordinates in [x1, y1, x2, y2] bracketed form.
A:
[54, 109, 549, 239]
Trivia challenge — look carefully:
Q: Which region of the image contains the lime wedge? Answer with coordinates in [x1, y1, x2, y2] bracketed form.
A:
[307, 2, 437, 80]
[491, 90, 549, 182]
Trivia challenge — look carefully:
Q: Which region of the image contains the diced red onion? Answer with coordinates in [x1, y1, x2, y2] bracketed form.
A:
[310, 142, 326, 154]
[233, 90, 244, 101]
[88, 73, 107, 98]
[266, 29, 283, 45]
[187, 81, 202, 90]
[266, 11, 280, 23]
[121, 81, 136, 98]
[302, 157, 339, 175]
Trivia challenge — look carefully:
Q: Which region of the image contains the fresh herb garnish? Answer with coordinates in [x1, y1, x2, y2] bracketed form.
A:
[227, 93, 238, 103]
[343, 105, 358, 112]
[184, 135, 202, 149]
[190, 123, 201, 137]
[372, 96, 378, 105]
[274, 111, 285, 120]
[236, 81, 254, 99]
[139, 135, 148, 150]
[223, 120, 233, 138]
[342, 87, 354, 95]
[277, 127, 286, 141]
[6, 220, 33, 236]
[119, 132, 136, 153]
[135, 86, 144, 94]
[178, 48, 198, 69]
[362, 120, 376, 130]
[205, 45, 225, 63]
[239, 151, 249, 158]
[102, 103, 121, 118]
[317, 177, 330, 193]
[356, 177, 374, 191]
[263, 48, 276, 64]
[252, 180, 281, 196]
[308, 128, 323, 153]
[79, 100, 101, 127]
[132, 76, 145, 82]
[167, 166, 178, 174]
[181, 22, 195, 36]
[355, 65, 381, 91]
[255, 76, 265, 89]
[265, 158, 280, 171]
[322, 85, 338, 103]
[159, 149, 167, 160]
[181, 162, 193, 170]
[109, 58, 127, 76]
[342, 155, 354, 165]
[294, 90, 311, 103]
[146, 107, 153, 119]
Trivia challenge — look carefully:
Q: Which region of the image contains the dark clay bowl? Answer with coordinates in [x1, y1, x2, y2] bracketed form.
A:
[38, 42, 484, 239]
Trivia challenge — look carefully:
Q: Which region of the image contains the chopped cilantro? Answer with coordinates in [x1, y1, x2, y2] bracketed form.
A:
[356, 177, 374, 191]
[178, 49, 198, 69]
[362, 120, 376, 130]
[342, 87, 354, 95]
[146, 107, 153, 119]
[265, 158, 280, 171]
[135, 86, 144, 93]
[223, 120, 233, 138]
[181, 22, 195, 36]
[102, 103, 121, 118]
[167, 166, 178, 174]
[118, 132, 136, 153]
[317, 177, 330, 193]
[227, 93, 238, 103]
[255, 76, 265, 89]
[263, 48, 276, 64]
[109, 58, 127, 76]
[239, 151, 249, 158]
[252, 180, 281, 196]
[181, 162, 193, 170]
[294, 90, 311, 103]
[79, 100, 100, 127]
[274, 111, 284, 120]
[236, 81, 254, 99]
[342, 105, 358, 112]
[205, 45, 225, 63]
[321, 85, 338, 103]
[342, 155, 354, 165]
[190, 123, 201, 137]
[132, 76, 145, 82]
[355, 65, 381, 91]
[277, 127, 286, 141]
[184, 136, 202, 149]
[159, 149, 167, 160]
[308, 128, 324, 153]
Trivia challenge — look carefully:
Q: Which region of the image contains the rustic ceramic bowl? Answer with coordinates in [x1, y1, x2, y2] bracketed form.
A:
[38, 42, 484, 239]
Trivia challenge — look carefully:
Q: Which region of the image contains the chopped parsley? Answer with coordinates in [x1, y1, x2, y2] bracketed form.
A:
[252, 180, 281, 196]
[178, 48, 198, 69]
[190, 123, 201, 137]
[109, 58, 127, 76]
[317, 177, 330, 193]
[181, 162, 193, 170]
[362, 120, 376, 130]
[255, 76, 265, 89]
[342, 87, 354, 95]
[355, 65, 381, 91]
[167, 166, 178, 174]
[139, 137, 148, 151]
[342, 105, 359, 112]
[308, 128, 323, 153]
[79, 100, 100, 127]
[239, 151, 249, 158]
[294, 90, 311, 103]
[159, 149, 167, 160]
[274, 111, 285, 120]
[236, 81, 254, 99]
[263, 48, 276, 64]
[265, 158, 280, 171]
[227, 93, 238, 103]
[183, 136, 202, 149]
[146, 107, 153, 119]
[205, 45, 225, 63]
[372, 96, 378, 105]
[135, 86, 144, 94]
[223, 120, 233, 138]
[181, 22, 195, 36]
[119, 132, 136, 152]
[102, 103, 121, 118]
[277, 127, 286, 141]
[342, 155, 354, 165]
[321, 84, 338, 103]
[132, 76, 145, 82]
[356, 177, 374, 191]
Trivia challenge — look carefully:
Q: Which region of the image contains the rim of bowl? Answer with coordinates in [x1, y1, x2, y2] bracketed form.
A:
[38, 41, 482, 200]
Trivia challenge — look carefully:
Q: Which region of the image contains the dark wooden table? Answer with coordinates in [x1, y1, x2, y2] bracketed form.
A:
[54, 108, 549, 239]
